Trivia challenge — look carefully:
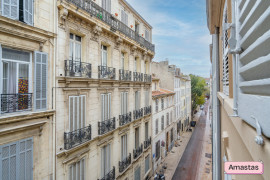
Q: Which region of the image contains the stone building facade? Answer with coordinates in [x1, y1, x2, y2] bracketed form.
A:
[151, 78, 175, 172]
[0, 0, 56, 179]
[55, 0, 154, 180]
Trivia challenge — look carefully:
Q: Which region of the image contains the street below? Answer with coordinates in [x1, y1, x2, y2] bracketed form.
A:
[172, 101, 211, 180]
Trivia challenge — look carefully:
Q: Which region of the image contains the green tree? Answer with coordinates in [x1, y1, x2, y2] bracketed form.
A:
[190, 74, 207, 116]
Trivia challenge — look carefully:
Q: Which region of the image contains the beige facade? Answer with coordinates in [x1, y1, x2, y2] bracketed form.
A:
[0, 0, 56, 179]
[151, 78, 175, 172]
[55, 0, 154, 180]
[207, 0, 270, 179]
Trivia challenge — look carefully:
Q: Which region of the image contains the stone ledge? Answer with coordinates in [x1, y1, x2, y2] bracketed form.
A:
[0, 110, 55, 125]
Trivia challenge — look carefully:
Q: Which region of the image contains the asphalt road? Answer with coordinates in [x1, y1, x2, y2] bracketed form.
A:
[172, 102, 209, 180]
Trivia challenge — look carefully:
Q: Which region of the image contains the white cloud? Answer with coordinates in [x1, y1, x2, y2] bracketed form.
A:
[127, 0, 212, 77]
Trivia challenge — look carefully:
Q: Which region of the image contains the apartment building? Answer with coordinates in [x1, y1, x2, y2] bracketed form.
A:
[0, 0, 56, 179]
[151, 77, 175, 172]
[55, 0, 154, 179]
[179, 76, 191, 132]
[207, 0, 270, 179]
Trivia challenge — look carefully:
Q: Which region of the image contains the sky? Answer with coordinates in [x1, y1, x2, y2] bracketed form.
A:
[127, 0, 212, 78]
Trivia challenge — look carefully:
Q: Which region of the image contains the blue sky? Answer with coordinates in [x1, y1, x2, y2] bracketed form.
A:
[128, 0, 212, 78]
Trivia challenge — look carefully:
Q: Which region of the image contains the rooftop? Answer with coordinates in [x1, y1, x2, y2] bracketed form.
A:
[152, 88, 175, 97]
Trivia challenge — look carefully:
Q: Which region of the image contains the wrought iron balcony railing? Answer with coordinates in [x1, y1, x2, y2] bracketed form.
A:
[65, 0, 155, 52]
[119, 153, 131, 173]
[1, 93, 33, 114]
[133, 72, 143, 82]
[98, 66, 116, 80]
[64, 125, 92, 150]
[98, 118, 116, 135]
[119, 112, 132, 126]
[144, 137, 151, 149]
[133, 144, 143, 159]
[65, 60, 92, 78]
[144, 106, 152, 116]
[144, 74, 152, 83]
[99, 167, 115, 180]
[119, 69, 132, 81]
[133, 108, 143, 120]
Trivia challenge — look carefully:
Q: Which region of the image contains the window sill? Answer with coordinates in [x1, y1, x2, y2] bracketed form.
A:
[0, 109, 55, 125]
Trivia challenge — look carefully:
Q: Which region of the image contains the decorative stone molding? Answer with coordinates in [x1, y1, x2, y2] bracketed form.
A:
[131, 45, 137, 55]
[91, 25, 102, 41]
[59, 8, 68, 27]
[115, 37, 123, 50]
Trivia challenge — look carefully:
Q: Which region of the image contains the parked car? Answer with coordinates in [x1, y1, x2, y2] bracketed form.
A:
[191, 121, 196, 127]
[200, 105, 204, 110]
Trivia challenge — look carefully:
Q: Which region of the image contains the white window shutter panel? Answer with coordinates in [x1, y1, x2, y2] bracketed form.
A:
[108, 93, 111, 119]
[24, 0, 33, 25]
[107, 0, 111, 13]
[69, 97, 74, 131]
[101, 94, 105, 122]
[3, 0, 19, 20]
[237, 0, 270, 137]
[34, 51, 48, 111]
[121, 10, 124, 23]
[82, 95, 86, 128]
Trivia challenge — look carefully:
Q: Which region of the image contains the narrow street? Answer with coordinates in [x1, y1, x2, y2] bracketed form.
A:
[172, 101, 211, 180]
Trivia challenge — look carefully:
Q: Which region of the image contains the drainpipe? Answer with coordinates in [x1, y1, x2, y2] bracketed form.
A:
[212, 27, 221, 180]
[53, 0, 58, 179]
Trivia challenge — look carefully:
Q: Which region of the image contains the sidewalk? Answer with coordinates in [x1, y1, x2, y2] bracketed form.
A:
[196, 104, 212, 180]
[153, 110, 202, 180]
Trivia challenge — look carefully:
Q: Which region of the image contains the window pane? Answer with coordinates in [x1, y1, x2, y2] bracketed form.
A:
[18, 64, 29, 93]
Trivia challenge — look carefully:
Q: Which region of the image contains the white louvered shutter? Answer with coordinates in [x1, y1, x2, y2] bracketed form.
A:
[121, 92, 123, 115]
[125, 92, 128, 114]
[107, 0, 111, 13]
[108, 93, 111, 120]
[0, 44, 2, 109]
[235, 0, 270, 137]
[3, 0, 19, 20]
[0, 138, 33, 180]
[24, 0, 33, 25]
[69, 96, 74, 131]
[35, 51, 48, 111]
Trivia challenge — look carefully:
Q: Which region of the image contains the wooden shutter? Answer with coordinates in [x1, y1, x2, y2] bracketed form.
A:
[0, 138, 33, 180]
[107, 0, 111, 13]
[0, 44, 2, 109]
[24, 0, 33, 25]
[34, 51, 48, 111]
[125, 92, 128, 114]
[108, 93, 111, 120]
[69, 96, 85, 131]
[236, 0, 270, 137]
[134, 166, 141, 180]
[2, 0, 19, 20]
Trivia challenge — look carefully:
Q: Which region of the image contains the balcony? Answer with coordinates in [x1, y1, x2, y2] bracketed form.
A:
[98, 66, 116, 80]
[98, 118, 116, 135]
[133, 144, 143, 159]
[64, 125, 92, 150]
[65, 60, 92, 78]
[144, 74, 152, 83]
[64, 0, 155, 52]
[144, 137, 151, 149]
[133, 72, 143, 82]
[133, 108, 143, 120]
[144, 106, 152, 116]
[119, 153, 131, 173]
[1, 93, 33, 114]
[119, 69, 132, 81]
[99, 167, 115, 180]
[119, 112, 132, 126]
